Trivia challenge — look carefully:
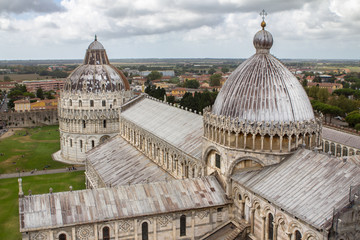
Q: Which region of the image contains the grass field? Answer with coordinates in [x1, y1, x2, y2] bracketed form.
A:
[2, 73, 43, 81]
[0, 171, 85, 240]
[0, 125, 68, 174]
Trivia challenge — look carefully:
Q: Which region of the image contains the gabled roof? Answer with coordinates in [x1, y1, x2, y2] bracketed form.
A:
[322, 127, 360, 150]
[87, 136, 172, 186]
[232, 149, 360, 229]
[121, 97, 203, 160]
[19, 176, 228, 232]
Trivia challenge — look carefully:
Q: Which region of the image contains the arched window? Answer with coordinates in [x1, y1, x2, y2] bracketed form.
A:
[295, 230, 302, 240]
[83, 120, 86, 128]
[90, 100, 94, 107]
[80, 140, 83, 149]
[113, 99, 117, 106]
[70, 139, 72, 147]
[69, 99, 72, 106]
[142, 222, 148, 240]
[239, 194, 242, 200]
[103, 226, 110, 240]
[92, 140, 95, 148]
[59, 233, 66, 240]
[180, 215, 186, 236]
[102, 100, 106, 107]
[215, 153, 221, 168]
[79, 100, 82, 107]
[268, 213, 274, 240]
[103, 120, 107, 128]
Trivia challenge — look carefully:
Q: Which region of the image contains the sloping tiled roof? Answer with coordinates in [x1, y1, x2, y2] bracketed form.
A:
[232, 149, 360, 229]
[322, 127, 360, 150]
[87, 136, 172, 186]
[121, 97, 203, 160]
[19, 176, 227, 231]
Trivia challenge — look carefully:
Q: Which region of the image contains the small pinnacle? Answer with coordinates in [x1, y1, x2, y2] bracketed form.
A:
[95, 34, 97, 41]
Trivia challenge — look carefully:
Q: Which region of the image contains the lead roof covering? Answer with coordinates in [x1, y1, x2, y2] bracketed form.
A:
[19, 176, 227, 231]
[87, 136, 172, 186]
[121, 98, 204, 160]
[232, 148, 360, 229]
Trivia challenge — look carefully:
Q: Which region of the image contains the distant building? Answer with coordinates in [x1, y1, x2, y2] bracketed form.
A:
[14, 99, 30, 112]
[140, 70, 175, 77]
[30, 99, 58, 110]
[0, 81, 16, 91]
[23, 79, 65, 93]
[307, 82, 343, 93]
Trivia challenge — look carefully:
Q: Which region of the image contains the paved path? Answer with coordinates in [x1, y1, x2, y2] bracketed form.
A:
[0, 166, 85, 179]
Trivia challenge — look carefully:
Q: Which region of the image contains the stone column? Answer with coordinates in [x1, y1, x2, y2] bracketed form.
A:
[244, 133, 247, 150]
[261, 135, 264, 151]
[309, 134, 312, 148]
[252, 134, 256, 150]
[49, 230, 53, 240]
[228, 131, 231, 147]
[250, 208, 256, 234]
[115, 221, 119, 240]
[134, 219, 138, 240]
[273, 222, 278, 240]
[192, 211, 195, 239]
[72, 227, 76, 240]
[279, 135, 283, 152]
[235, 133, 239, 148]
[334, 144, 337, 156]
[94, 223, 98, 240]
[153, 217, 157, 240]
[172, 214, 176, 239]
[295, 135, 299, 149]
[270, 135, 273, 152]
[239, 200, 245, 219]
[340, 145, 343, 157]
[288, 135, 292, 152]
[286, 232, 292, 240]
[261, 214, 266, 240]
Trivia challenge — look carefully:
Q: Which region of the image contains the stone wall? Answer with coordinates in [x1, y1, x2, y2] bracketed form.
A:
[22, 206, 230, 240]
[0, 110, 58, 128]
[232, 182, 325, 240]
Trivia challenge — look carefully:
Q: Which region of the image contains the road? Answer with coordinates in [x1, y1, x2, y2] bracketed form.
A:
[0, 166, 85, 179]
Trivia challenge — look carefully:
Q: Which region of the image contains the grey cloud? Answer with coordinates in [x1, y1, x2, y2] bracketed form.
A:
[0, 0, 62, 14]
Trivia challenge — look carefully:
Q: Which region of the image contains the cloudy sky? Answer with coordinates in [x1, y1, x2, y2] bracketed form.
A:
[0, 0, 359, 60]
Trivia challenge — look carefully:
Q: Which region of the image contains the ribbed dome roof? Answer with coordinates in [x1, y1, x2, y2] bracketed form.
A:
[63, 36, 130, 93]
[212, 23, 314, 123]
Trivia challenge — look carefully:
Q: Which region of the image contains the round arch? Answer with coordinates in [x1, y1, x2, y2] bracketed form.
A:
[226, 156, 264, 178]
[100, 135, 110, 144]
[203, 145, 222, 165]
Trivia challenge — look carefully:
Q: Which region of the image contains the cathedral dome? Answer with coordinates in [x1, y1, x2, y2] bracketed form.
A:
[63, 36, 130, 93]
[212, 23, 314, 123]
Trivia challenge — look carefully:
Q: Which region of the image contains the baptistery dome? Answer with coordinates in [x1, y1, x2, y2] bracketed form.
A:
[203, 21, 322, 173]
[54, 36, 133, 164]
[212, 23, 314, 123]
[63, 36, 130, 93]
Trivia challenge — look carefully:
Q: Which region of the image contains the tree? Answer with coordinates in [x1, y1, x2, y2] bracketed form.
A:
[317, 88, 329, 103]
[308, 86, 319, 99]
[302, 79, 308, 88]
[208, 68, 216, 75]
[36, 88, 45, 100]
[3, 75, 11, 81]
[184, 80, 200, 89]
[345, 111, 360, 127]
[166, 95, 175, 104]
[145, 85, 166, 101]
[210, 73, 222, 87]
[146, 71, 163, 81]
[221, 67, 229, 73]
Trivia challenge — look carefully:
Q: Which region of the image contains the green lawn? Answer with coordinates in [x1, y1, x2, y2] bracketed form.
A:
[0, 171, 85, 240]
[0, 125, 69, 174]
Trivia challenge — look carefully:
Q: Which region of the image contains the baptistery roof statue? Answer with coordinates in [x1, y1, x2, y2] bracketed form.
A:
[63, 35, 130, 93]
[212, 20, 314, 123]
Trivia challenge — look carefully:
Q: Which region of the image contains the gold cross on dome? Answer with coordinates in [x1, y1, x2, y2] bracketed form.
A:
[260, 9, 267, 21]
